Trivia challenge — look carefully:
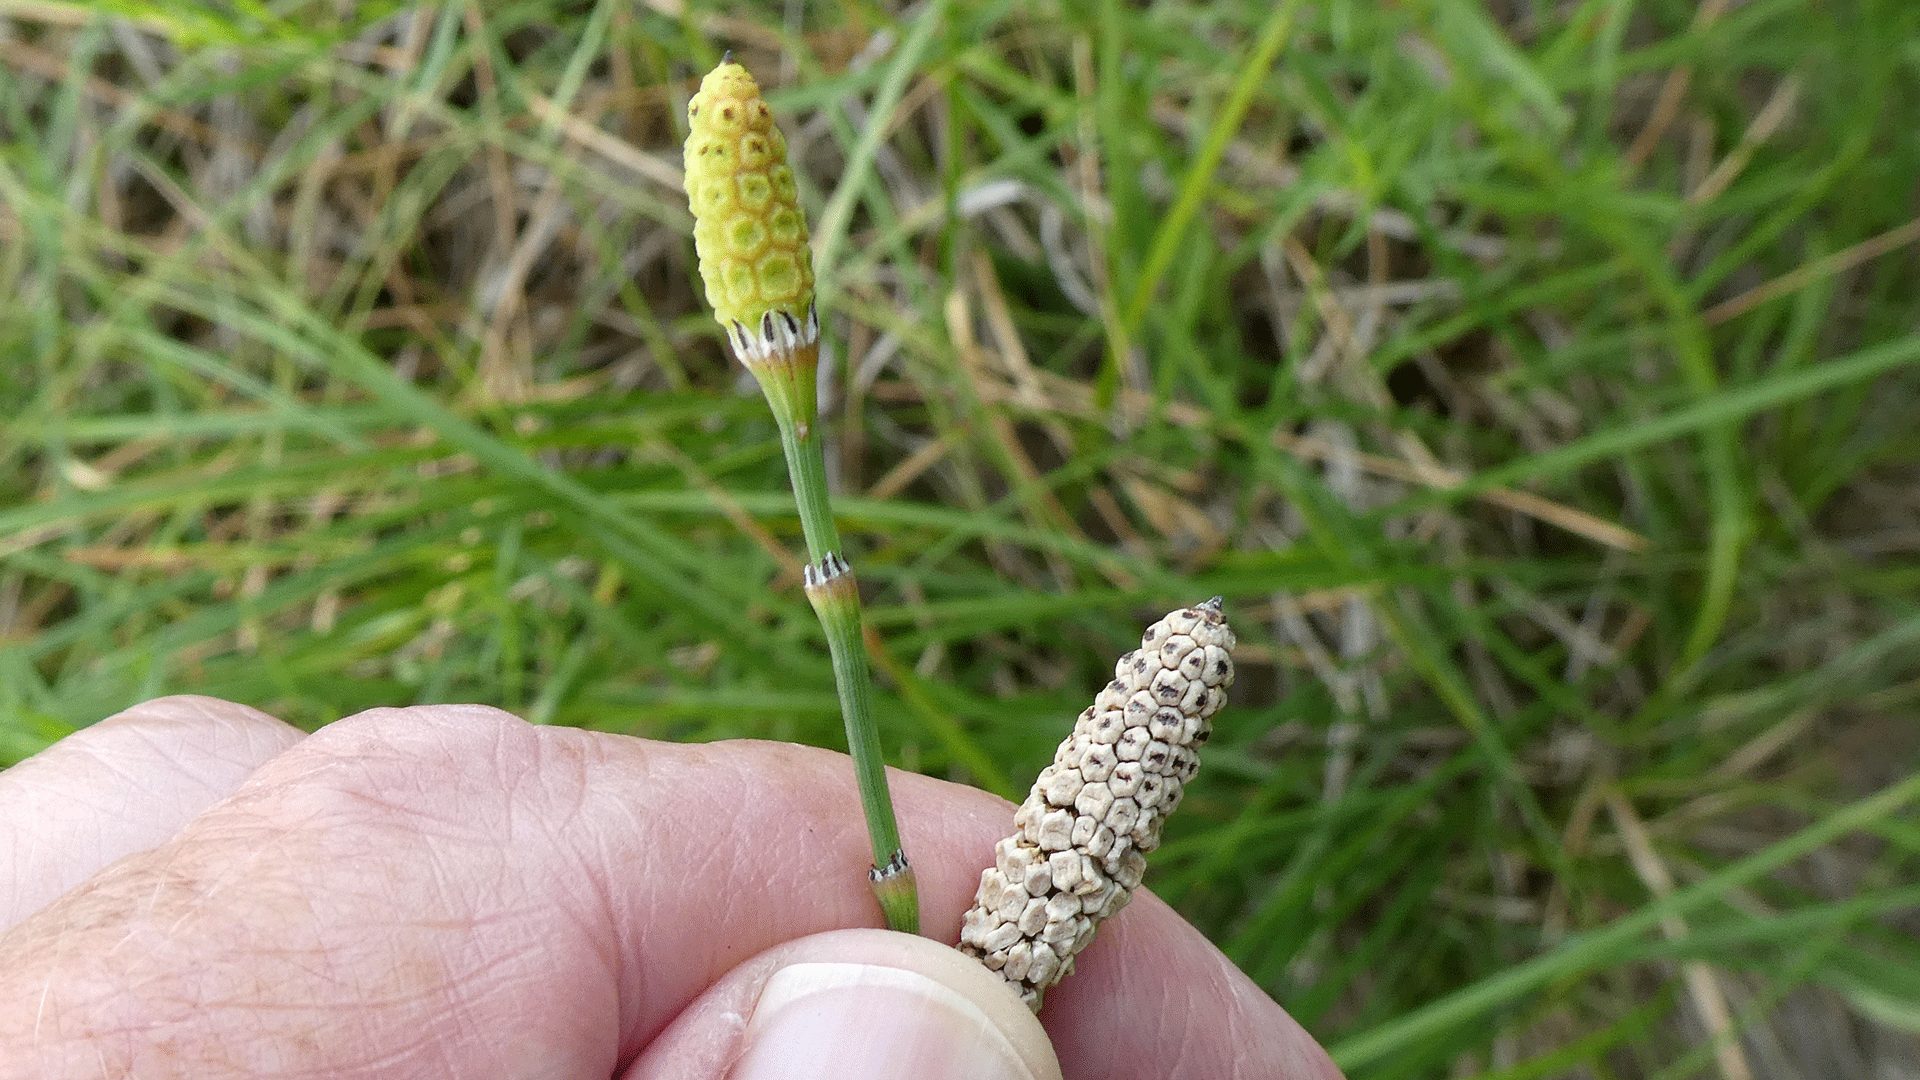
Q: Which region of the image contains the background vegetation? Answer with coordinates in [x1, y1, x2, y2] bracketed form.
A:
[4, 0, 1918, 1074]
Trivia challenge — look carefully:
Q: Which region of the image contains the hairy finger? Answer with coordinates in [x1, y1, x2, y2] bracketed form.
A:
[0, 695, 303, 929]
[0, 704, 1334, 1080]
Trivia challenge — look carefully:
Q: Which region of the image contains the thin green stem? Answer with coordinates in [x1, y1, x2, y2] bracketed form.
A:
[813, 589, 902, 864]
[775, 410, 920, 935]
[777, 413, 840, 562]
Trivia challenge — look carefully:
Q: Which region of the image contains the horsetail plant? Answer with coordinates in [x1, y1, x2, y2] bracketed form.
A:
[683, 57, 918, 934]
[959, 599, 1236, 1009]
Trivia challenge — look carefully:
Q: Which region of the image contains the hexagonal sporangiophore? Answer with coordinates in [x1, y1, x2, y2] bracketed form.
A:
[684, 60, 815, 364]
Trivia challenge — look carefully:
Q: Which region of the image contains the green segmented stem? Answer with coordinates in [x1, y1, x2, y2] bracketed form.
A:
[803, 549, 917, 935]
[685, 59, 918, 935]
[782, 404, 918, 935]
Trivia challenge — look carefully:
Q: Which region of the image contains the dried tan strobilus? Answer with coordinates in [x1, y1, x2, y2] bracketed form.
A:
[958, 598, 1236, 1010]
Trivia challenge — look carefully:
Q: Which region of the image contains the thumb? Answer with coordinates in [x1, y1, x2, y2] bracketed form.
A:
[622, 928, 1061, 1080]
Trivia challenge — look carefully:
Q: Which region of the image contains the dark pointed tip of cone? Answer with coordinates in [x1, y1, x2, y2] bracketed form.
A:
[721, 49, 733, 65]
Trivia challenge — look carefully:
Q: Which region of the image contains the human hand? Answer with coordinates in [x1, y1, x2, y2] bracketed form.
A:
[0, 696, 1342, 1079]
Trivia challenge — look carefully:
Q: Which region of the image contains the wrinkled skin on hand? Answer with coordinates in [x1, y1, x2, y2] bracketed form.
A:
[0, 697, 1343, 1080]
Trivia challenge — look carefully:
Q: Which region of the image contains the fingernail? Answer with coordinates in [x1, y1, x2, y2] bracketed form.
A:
[729, 962, 1038, 1080]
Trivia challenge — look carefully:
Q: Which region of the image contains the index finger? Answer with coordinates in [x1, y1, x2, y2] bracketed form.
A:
[0, 703, 1336, 1080]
